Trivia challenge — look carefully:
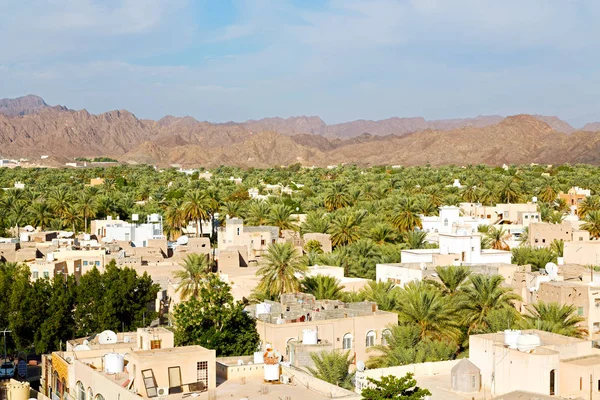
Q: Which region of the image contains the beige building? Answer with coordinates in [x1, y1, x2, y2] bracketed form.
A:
[247, 294, 398, 367]
[217, 218, 279, 262]
[529, 221, 589, 247]
[564, 240, 600, 265]
[460, 202, 540, 226]
[537, 280, 600, 339]
[377, 262, 518, 288]
[470, 329, 600, 399]
[42, 327, 216, 400]
[559, 186, 591, 215]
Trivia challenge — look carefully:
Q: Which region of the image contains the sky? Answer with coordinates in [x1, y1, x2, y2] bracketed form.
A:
[1, 0, 600, 126]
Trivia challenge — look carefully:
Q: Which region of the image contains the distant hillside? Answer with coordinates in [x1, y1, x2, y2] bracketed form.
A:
[0, 94, 67, 117]
[0, 95, 598, 167]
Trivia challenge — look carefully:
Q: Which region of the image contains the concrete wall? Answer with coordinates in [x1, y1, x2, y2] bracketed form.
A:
[256, 311, 398, 364]
[281, 366, 360, 399]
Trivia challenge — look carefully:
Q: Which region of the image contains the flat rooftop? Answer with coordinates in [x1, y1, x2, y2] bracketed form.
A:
[474, 330, 587, 347]
[562, 354, 600, 366]
[216, 377, 352, 400]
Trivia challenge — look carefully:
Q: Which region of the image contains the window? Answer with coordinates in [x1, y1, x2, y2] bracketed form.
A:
[83, 261, 88, 266]
[87, 388, 93, 400]
[236, 228, 240, 236]
[550, 370, 555, 395]
[142, 369, 158, 397]
[94, 395, 105, 400]
[168, 366, 182, 392]
[32, 271, 38, 280]
[471, 375, 476, 388]
[542, 239, 546, 243]
[535, 238, 539, 243]
[578, 307, 584, 316]
[342, 333, 353, 350]
[366, 331, 376, 347]
[76, 381, 85, 400]
[580, 237, 584, 241]
[444, 219, 448, 227]
[95, 261, 100, 267]
[43, 271, 49, 279]
[261, 239, 265, 246]
[197, 361, 209, 391]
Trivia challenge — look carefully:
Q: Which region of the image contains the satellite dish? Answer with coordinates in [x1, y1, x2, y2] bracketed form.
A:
[83, 339, 89, 345]
[177, 235, 189, 245]
[73, 344, 91, 351]
[356, 360, 365, 372]
[23, 225, 34, 232]
[545, 262, 559, 280]
[98, 330, 118, 344]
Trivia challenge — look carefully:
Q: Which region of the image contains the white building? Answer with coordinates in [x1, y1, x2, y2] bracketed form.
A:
[421, 206, 489, 235]
[401, 231, 512, 266]
[91, 214, 165, 247]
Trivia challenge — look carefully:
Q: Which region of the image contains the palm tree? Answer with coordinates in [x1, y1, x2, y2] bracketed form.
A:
[548, 211, 564, 224]
[29, 201, 52, 231]
[165, 199, 186, 238]
[524, 301, 587, 338]
[485, 226, 510, 250]
[183, 190, 209, 237]
[301, 211, 330, 234]
[578, 195, 600, 219]
[48, 187, 71, 218]
[401, 230, 428, 249]
[368, 223, 397, 244]
[414, 195, 437, 216]
[396, 281, 461, 342]
[538, 185, 557, 203]
[330, 212, 363, 247]
[307, 350, 355, 389]
[460, 185, 478, 203]
[359, 280, 400, 311]
[431, 265, 471, 296]
[324, 182, 352, 211]
[267, 203, 296, 234]
[497, 178, 521, 203]
[582, 210, 600, 239]
[256, 242, 307, 298]
[550, 239, 564, 258]
[390, 198, 422, 233]
[461, 274, 521, 333]
[174, 253, 211, 300]
[301, 275, 345, 300]
[76, 191, 97, 233]
[366, 325, 457, 369]
[62, 204, 82, 234]
[245, 200, 271, 226]
[220, 201, 243, 219]
[8, 202, 28, 237]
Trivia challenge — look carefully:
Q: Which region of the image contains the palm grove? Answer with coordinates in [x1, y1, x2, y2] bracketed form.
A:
[0, 163, 598, 369]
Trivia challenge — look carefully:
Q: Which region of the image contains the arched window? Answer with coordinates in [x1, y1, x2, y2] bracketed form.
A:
[342, 333, 353, 350]
[76, 382, 85, 400]
[87, 388, 94, 400]
[444, 219, 449, 227]
[366, 331, 376, 347]
[95, 395, 105, 400]
[381, 329, 392, 346]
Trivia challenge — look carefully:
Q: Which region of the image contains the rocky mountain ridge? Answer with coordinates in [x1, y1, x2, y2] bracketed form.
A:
[2, 95, 600, 168]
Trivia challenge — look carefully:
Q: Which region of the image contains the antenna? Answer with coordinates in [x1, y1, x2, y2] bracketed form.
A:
[1, 328, 11, 363]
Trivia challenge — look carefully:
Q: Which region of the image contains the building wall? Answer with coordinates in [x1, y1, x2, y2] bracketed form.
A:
[529, 222, 587, 248]
[376, 263, 426, 286]
[256, 312, 398, 364]
[469, 334, 560, 396]
[303, 233, 333, 253]
[564, 241, 600, 265]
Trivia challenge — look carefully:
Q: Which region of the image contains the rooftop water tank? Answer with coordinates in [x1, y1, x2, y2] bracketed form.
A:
[104, 353, 124, 374]
[504, 330, 521, 349]
[253, 351, 264, 364]
[517, 334, 541, 353]
[302, 329, 318, 345]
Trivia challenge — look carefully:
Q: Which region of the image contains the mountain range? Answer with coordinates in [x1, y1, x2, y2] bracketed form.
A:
[2, 94, 600, 168]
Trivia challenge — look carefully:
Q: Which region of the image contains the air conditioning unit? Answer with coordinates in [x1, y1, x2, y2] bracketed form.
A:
[157, 387, 169, 396]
